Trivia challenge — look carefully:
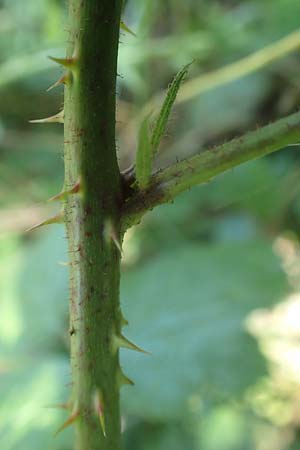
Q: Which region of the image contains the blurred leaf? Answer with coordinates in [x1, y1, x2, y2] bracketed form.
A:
[185, 73, 269, 142]
[120, 241, 288, 420]
[0, 228, 68, 355]
[17, 227, 68, 354]
[0, 130, 63, 207]
[0, 357, 71, 450]
[0, 234, 23, 348]
[0, 230, 70, 449]
[202, 158, 291, 222]
[197, 405, 251, 450]
[124, 422, 193, 450]
[0, 50, 60, 89]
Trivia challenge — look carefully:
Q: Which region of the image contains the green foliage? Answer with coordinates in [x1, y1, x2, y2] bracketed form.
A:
[1, 0, 300, 449]
[0, 231, 70, 449]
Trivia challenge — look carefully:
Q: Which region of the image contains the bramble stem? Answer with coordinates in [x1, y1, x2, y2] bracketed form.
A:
[123, 111, 300, 228]
[64, 1, 123, 450]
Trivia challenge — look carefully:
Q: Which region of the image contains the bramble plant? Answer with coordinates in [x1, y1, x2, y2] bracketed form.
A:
[28, 1, 300, 450]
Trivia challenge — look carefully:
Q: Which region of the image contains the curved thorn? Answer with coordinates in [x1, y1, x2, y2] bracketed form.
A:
[48, 180, 81, 202]
[54, 408, 80, 437]
[54, 401, 79, 437]
[47, 72, 71, 92]
[48, 56, 77, 69]
[29, 110, 64, 124]
[25, 212, 64, 232]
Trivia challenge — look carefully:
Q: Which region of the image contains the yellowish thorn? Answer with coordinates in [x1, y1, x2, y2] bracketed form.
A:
[29, 110, 64, 124]
[93, 390, 106, 438]
[103, 218, 123, 255]
[48, 180, 81, 202]
[121, 312, 129, 327]
[118, 367, 134, 387]
[113, 334, 150, 355]
[54, 407, 80, 436]
[48, 55, 78, 69]
[46, 402, 70, 410]
[120, 20, 137, 37]
[25, 212, 64, 232]
[112, 235, 122, 254]
[47, 72, 71, 92]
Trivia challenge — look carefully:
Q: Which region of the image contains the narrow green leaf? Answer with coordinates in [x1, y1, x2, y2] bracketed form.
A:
[151, 63, 191, 155]
[135, 115, 152, 189]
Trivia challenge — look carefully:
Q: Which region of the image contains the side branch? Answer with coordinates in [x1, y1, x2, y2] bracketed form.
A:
[123, 111, 300, 228]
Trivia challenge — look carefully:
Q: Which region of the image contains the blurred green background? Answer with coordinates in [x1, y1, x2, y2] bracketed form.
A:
[1, 0, 300, 449]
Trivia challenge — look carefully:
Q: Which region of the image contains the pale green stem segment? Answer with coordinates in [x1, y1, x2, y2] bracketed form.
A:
[63, 1, 124, 450]
[137, 29, 300, 118]
[135, 115, 152, 189]
[123, 111, 300, 228]
[177, 29, 300, 104]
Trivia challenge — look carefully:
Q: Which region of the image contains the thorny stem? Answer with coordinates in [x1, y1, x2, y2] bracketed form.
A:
[64, 1, 124, 450]
[39, 2, 300, 449]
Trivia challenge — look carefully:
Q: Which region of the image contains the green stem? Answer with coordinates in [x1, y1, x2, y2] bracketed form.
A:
[64, 1, 123, 450]
[123, 111, 300, 228]
[177, 29, 300, 104]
